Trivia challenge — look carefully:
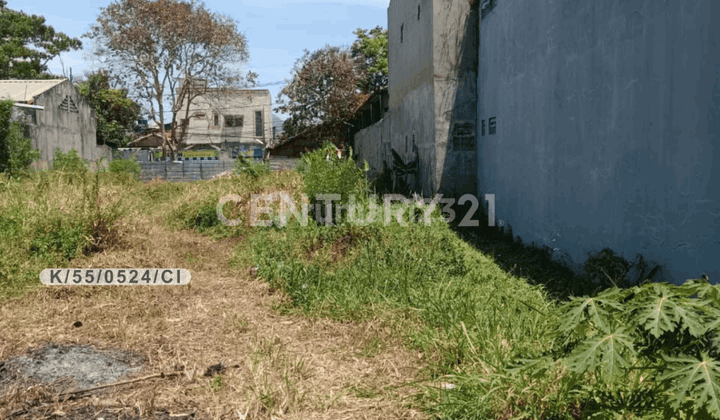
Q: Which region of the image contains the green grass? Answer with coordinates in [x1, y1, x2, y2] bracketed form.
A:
[2, 149, 715, 419]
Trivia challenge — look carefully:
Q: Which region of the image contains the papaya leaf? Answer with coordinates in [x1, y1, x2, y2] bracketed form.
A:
[558, 288, 626, 336]
[633, 285, 708, 338]
[659, 352, 720, 418]
[565, 329, 636, 384]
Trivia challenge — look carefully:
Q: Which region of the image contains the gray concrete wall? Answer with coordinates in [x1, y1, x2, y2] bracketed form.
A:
[433, 0, 478, 196]
[478, 0, 720, 284]
[354, 82, 436, 197]
[388, 0, 434, 110]
[29, 80, 110, 164]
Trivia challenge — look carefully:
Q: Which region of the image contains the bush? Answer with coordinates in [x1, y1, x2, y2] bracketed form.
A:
[109, 156, 141, 180]
[296, 142, 370, 225]
[52, 148, 88, 173]
[0, 100, 41, 178]
[233, 155, 270, 179]
[4, 123, 41, 178]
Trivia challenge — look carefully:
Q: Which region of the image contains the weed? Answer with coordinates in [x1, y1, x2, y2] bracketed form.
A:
[234, 155, 270, 179]
[209, 375, 223, 392]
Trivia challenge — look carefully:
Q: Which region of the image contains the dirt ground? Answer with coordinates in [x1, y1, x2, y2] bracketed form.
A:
[0, 211, 426, 420]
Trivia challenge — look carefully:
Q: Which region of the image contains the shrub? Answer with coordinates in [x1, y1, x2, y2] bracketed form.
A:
[52, 148, 88, 173]
[0, 100, 41, 178]
[296, 142, 370, 224]
[233, 155, 270, 179]
[109, 156, 141, 180]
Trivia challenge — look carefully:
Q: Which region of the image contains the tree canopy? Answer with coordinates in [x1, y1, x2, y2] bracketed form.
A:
[274, 45, 366, 149]
[85, 0, 255, 159]
[351, 26, 388, 93]
[0, 0, 82, 79]
[77, 72, 141, 147]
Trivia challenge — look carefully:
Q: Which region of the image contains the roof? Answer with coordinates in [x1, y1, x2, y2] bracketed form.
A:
[128, 132, 168, 148]
[0, 79, 66, 103]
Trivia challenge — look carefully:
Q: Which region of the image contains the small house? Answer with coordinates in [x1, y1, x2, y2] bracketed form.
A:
[0, 79, 108, 168]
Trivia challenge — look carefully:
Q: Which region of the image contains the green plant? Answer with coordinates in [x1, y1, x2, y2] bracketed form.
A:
[4, 122, 40, 178]
[233, 155, 270, 179]
[209, 374, 223, 392]
[513, 279, 720, 419]
[295, 142, 370, 225]
[0, 99, 41, 178]
[109, 156, 141, 180]
[52, 148, 88, 174]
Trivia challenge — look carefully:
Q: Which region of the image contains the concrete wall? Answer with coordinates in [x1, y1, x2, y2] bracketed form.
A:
[478, 0, 720, 283]
[354, 84, 435, 197]
[30, 80, 110, 164]
[387, 0, 434, 110]
[433, 0, 478, 196]
[178, 89, 271, 150]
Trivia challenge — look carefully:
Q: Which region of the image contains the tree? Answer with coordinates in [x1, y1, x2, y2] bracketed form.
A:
[0, 0, 82, 79]
[77, 71, 141, 147]
[85, 0, 255, 159]
[274, 45, 366, 149]
[351, 26, 388, 93]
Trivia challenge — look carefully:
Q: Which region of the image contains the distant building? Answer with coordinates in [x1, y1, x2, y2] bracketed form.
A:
[0, 79, 109, 168]
[174, 78, 272, 156]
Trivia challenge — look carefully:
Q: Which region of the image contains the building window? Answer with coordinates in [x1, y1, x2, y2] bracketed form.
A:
[452, 122, 475, 151]
[418, 4, 420, 20]
[489, 117, 497, 135]
[255, 111, 263, 137]
[59, 95, 78, 113]
[194, 112, 206, 119]
[213, 112, 219, 127]
[400, 24, 404, 43]
[225, 115, 243, 127]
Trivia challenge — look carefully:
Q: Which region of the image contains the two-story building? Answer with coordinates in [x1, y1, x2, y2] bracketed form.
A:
[174, 78, 272, 156]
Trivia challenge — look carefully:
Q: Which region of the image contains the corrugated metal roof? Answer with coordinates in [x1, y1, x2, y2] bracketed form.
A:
[0, 79, 66, 103]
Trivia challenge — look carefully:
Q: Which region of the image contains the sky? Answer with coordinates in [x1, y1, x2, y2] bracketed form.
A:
[7, 0, 390, 123]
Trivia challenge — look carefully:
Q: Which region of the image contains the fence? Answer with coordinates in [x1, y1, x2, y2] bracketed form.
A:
[138, 158, 300, 182]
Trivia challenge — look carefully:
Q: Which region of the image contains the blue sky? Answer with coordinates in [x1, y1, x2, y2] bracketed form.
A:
[7, 0, 389, 121]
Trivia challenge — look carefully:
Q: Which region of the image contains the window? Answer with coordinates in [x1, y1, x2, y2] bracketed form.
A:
[213, 112, 219, 127]
[194, 112, 206, 119]
[400, 24, 404, 43]
[418, 4, 420, 20]
[59, 95, 78, 113]
[225, 115, 243, 127]
[255, 111, 263, 137]
[452, 122, 475, 151]
[489, 117, 497, 135]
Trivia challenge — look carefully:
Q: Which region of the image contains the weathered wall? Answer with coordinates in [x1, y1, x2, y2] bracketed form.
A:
[354, 82, 436, 197]
[387, 0, 434, 110]
[30, 80, 109, 163]
[434, 0, 478, 196]
[478, 0, 720, 283]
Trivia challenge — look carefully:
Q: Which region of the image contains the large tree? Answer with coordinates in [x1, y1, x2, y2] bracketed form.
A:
[274, 45, 366, 149]
[85, 0, 255, 159]
[77, 71, 141, 147]
[351, 26, 388, 93]
[0, 0, 82, 79]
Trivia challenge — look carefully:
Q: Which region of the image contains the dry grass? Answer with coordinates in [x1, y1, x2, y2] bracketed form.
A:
[0, 177, 426, 420]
